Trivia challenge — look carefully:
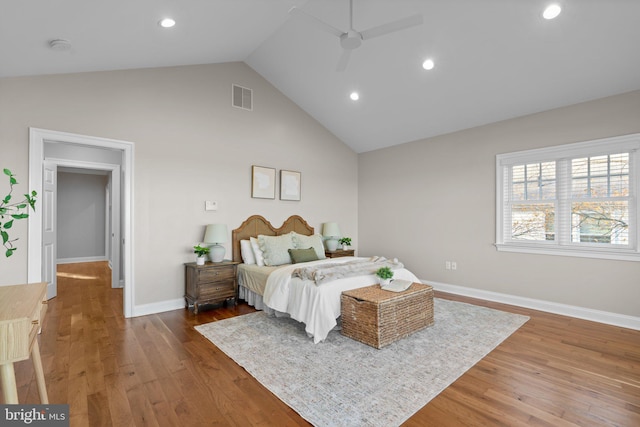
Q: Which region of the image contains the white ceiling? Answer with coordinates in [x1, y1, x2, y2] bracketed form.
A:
[2, 0, 640, 153]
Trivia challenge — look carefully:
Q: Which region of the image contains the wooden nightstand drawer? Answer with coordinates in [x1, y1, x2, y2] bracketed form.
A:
[200, 280, 235, 300]
[325, 249, 355, 258]
[197, 265, 235, 282]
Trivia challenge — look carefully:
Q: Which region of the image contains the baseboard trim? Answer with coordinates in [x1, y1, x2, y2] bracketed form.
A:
[427, 280, 640, 331]
[57, 256, 108, 264]
[133, 298, 185, 317]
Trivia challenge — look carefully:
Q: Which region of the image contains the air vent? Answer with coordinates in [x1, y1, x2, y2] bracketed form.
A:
[232, 84, 252, 111]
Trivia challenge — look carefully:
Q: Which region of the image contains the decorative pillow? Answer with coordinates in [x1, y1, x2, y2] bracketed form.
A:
[288, 248, 320, 264]
[258, 233, 296, 266]
[292, 232, 326, 260]
[249, 237, 265, 267]
[240, 239, 256, 265]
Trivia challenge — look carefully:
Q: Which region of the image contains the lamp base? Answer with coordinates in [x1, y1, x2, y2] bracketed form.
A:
[326, 239, 339, 252]
[209, 244, 225, 262]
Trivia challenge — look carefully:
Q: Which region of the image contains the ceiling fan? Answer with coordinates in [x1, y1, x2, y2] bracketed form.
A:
[289, 0, 423, 72]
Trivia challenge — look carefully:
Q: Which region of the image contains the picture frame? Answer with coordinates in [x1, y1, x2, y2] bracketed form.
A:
[251, 165, 276, 199]
[280, 170, 301, 201]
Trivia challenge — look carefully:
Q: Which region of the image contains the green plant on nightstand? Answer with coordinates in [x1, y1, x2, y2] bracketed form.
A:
[376, 266, 394, 286]
[338, 237, 352, 250]
[193, 245, 210, 265]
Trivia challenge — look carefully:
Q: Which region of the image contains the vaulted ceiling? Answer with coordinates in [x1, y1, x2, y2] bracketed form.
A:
[2, 0, 640, 152]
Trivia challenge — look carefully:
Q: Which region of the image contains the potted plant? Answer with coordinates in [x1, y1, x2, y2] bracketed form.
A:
[193, 245, 209, 265]
[1, 169, 37, 257]
[338, 237, 352, 250]
[376, 266, 394, 286]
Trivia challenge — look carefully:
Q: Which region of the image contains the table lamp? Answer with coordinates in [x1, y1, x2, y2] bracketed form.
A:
[322, 222, 341, 251]
[203, 224, 228, 262]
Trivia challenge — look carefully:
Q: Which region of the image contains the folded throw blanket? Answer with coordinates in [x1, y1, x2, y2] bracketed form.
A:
[292, 256, 404, 285]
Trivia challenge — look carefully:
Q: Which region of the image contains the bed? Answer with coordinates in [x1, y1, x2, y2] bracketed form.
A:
[231, 215, 420, 343]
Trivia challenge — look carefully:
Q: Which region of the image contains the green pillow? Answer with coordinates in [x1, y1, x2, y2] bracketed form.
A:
[288, 247, 319, 264]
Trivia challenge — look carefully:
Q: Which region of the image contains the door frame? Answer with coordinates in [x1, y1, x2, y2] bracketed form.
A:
[48, 160, 121, 294]
[28, 128, 135, 318]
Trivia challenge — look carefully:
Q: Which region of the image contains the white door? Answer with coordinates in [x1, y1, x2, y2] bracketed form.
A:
[42, 161, 57, 299]
[109, 167, 121, 288]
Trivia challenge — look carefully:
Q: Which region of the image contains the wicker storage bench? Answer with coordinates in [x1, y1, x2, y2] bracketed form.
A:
[341, 282, 434, 349]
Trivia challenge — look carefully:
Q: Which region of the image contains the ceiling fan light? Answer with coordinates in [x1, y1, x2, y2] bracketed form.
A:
[350, 92, 360, 101]
[543, 4, 562, 20]
[422, 59, 435, 70]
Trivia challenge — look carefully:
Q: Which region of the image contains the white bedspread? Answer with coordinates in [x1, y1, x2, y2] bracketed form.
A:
[262, 257, 420, 343]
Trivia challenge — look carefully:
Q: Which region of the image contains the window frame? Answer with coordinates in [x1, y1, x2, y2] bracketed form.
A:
[496, 133, 640, 262]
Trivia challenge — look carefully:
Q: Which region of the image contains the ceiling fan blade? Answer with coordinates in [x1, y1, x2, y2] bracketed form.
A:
[359, 13, 423, 40]
[289, 7, 344, 38]
[336, 49, 352, 72]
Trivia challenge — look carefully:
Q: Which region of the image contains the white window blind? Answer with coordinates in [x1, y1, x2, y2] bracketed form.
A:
[496, 133, 640, 261]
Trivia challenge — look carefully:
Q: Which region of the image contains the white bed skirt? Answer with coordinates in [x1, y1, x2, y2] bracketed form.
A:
[239, 285, 342, 331]
[239, 285, 289, 318]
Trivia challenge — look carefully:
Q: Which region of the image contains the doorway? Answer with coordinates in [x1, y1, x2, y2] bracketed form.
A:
[28, 128, 134, 318]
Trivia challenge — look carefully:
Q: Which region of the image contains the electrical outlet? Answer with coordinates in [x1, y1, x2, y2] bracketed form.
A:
[451, 261, 457, 270]
[445, 261, 451, 270]
[205, 200, 218, 211]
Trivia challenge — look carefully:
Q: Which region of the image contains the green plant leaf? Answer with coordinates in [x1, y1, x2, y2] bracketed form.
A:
[11, 213, 28, 219]
[1, 230, 8, 244]
[10, 177, 17, 185]
[6, 248, 15, 257]
[3, 195, 10, 204]
[3, 169, 11, 176]
[3, 220, 13, 229]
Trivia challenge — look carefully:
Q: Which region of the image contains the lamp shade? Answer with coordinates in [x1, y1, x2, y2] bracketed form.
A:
[322, 222, 341, 238]
[203, 224, 228, 244]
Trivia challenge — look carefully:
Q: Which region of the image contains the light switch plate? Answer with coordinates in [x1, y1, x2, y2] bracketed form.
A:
[205, 201, 218, 211]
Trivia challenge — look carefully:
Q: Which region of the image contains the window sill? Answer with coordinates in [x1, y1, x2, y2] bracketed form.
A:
[495, 243, 640, 262]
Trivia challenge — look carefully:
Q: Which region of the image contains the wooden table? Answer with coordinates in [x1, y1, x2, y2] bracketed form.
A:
[325, 249, 355, 258]
[0, 282, 49, 404]
[185, 260, 240, 314]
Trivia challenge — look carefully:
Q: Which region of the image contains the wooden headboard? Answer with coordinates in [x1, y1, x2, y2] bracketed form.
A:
[231, 215, 315, 262]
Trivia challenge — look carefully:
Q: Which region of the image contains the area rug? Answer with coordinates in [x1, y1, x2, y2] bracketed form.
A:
[195, 298, 529, 427]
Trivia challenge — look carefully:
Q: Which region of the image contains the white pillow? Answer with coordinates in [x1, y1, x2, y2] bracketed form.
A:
[258, 233, 296, 266]
[249, 237, 265, 267]
[240, 239, 256, 265]
[292, 232, 326, 260]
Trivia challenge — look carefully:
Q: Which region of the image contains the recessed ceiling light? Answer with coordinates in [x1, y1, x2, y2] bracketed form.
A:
[422, 59, 435, 71]
[159, 18, 176, 28]
[543, 4, 562, 20]
[350, 92, 360, 101]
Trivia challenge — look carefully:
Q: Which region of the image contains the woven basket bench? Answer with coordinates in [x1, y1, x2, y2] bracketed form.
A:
[341, 282, 434, 349]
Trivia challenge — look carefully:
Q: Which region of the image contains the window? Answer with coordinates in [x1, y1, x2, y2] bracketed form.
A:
[496, 133, 640, 261]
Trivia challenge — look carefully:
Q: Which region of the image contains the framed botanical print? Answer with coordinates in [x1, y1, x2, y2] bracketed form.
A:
[251, 165, 276, 199]
[280, 170, 301, 201]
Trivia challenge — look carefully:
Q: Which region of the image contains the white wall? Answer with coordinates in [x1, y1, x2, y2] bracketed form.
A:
[359, 90, 640, 318]
[57, 171, 107, 260]
[0, 62, 358, 308]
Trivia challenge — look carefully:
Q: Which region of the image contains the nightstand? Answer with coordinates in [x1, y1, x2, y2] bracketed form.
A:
[185, 260, 240, 314]
[325, 249, 355, 258]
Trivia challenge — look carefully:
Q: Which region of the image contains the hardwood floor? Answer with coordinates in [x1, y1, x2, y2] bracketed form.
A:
[4, 261, 639, 426]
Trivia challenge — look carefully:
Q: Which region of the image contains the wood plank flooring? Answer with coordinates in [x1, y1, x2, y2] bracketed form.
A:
[4, 261, 639, 426]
